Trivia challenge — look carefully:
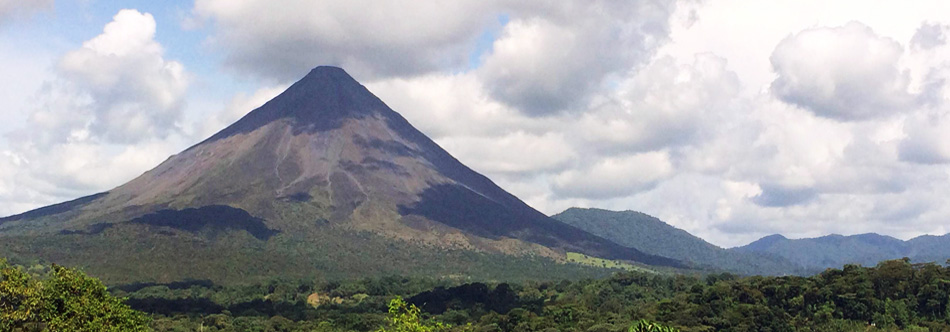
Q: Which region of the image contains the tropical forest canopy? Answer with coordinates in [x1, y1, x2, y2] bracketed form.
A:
[4, 257, 950, 331]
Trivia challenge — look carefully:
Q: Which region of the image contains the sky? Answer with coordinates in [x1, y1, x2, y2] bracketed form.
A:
[2, 0, 950, 248]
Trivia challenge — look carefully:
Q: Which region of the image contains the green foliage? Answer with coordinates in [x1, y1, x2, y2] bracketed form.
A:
[0, 258, 150, 331]
[378, 297, 456, 332]
[566, 252, 656, 273]
[14, 257, 944, 332]
[629, 319, 680, 332]
[0, 225, 614, 286]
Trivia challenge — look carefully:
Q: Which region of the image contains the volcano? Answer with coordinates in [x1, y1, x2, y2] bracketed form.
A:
[0, 66, 680, 284]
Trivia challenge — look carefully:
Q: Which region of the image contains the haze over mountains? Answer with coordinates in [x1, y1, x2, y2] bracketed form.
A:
[0, 66, 677, 284]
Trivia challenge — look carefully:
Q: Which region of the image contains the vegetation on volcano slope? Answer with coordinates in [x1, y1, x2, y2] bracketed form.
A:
[5, 257, 941, 331]
[566, 252, 656, 274]
[0, 225, 618, 285]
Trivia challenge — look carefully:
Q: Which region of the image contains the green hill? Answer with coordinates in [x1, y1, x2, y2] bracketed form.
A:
[552, 207, 802, 275]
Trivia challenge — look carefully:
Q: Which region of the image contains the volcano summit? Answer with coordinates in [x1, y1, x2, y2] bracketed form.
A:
[0, 66, 679, 284]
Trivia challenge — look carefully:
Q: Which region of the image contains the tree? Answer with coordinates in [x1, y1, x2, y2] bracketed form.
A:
[378, 296, 461, 332]
[628, 319, 680, 332]
[0, 258, 150, 331]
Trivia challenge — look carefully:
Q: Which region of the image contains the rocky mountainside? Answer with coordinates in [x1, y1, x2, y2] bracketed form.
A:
[0, 66, 679, 284]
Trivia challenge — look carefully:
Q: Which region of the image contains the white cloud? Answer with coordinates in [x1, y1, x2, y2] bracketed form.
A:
[8, 9, 190, 150]
[192, 0, 501, 81]
[193, 0, 680, 117]
[770, 22, 913, 121]
[479, 1, 676, 115]
[437, 132, 575, 175]
[0, 139, 182, 216]
[50, 9, 189, 144]
[368, 73, 574, 181]
[553, 151, 673, 199]
[899, 112, 950, 164]
[0, 0, 52, 25]
[746, 101, 852, 189]
[574, 54, 740, 152]
[1, 9, 192, 214]
[911, 22, 949, 50]
[24, 141, 178, 193]
[367, 73, 542, 140]
[369, 52, 737, 196]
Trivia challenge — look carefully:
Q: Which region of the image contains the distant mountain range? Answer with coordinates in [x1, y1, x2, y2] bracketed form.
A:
[735, 232, 950, 270]
[0, 66, 678, 285]
[553, 208, 804, 275]
[554, 208, 950, 275]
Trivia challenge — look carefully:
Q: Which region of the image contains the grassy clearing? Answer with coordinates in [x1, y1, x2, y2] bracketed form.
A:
[566, 252, 657, 274]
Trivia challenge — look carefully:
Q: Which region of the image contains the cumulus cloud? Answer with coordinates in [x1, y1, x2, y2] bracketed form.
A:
[372, 54, 741, 207]
[721, 98, 913, 201]
[574, 54, 740, 152]
[56, 9, 188, 143]
[0, 138, 183, 217]
[192, 0, 680, 117]
[911, 22, 949, 50]
[1, 9, 191, 214]
[368, 73, 574, 180]
[899, 113, 950, 164]
[678, 93, 949, 243]
[367, 73, 543, 140]
[479, 1, 676, 115]
[437, 132, 575, 175]
[748, 105, 851, 188]
[0, 151, 39, 216]
[369, 53, 738, 199]
[20, 9, 189, 147]
[192, 0, 500, 81]
[553, 151, 673, 199]
[770, 22, 913, 121]
[0, 0, 52, 25]
[14, 141, 177, 194]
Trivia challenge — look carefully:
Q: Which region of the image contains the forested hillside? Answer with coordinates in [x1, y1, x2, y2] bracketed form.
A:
[737, 233, 950, 271]
[553, 208, 802, 275]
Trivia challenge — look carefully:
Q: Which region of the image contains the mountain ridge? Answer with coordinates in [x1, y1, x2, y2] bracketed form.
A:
[736, 231, 950, 270]
[552, 207, 804, 275]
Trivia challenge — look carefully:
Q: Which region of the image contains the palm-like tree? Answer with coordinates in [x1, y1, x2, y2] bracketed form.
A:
[629, 319, 680, 332]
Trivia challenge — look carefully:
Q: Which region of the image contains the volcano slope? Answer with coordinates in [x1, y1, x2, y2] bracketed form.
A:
[0, 66, 681, 284]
